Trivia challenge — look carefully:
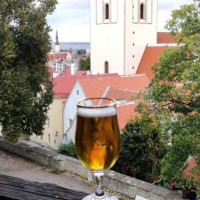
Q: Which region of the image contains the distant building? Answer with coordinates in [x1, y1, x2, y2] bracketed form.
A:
[55, 29, 60, 52]
[63, 74, 150, 143]
[136, 33, 177, 80]
[30, 72, 119, 149]
[90, 0, 158, 75]
[74, 49, 87, 55]
[90, 0, 178, 77]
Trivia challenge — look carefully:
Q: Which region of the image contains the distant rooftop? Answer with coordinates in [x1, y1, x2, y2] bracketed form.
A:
[136, 46, 164, 80]
[53, 73, 119, 98]
[117, 102, 139, 129]
[78, 74, 150, 99]
[157, 32, 177, 44]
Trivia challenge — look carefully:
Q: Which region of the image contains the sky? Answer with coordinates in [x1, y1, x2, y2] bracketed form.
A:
[47, 0, 194, 43]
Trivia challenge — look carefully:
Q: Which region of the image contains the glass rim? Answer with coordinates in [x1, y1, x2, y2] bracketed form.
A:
[76, 97, 116, 108]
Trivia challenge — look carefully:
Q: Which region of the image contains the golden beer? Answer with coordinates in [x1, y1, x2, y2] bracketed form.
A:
[75, 106, 120, 171]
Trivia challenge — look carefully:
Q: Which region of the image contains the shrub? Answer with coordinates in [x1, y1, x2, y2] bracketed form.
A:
[57, 141, 78, 159]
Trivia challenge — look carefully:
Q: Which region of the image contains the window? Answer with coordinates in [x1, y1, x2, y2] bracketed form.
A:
[47, 117, 50, 127]
[63, 134, 67, 141]
[105, 61, 109, 73]
[77, 90, 79, 95]
[69, 119, 73, 127]
[55, 131, 58, 136]
[140, 3, 144, 19]
[40, 135, 43, 140]
[105, 4, 109, 19]
[48, 134, 51, 143]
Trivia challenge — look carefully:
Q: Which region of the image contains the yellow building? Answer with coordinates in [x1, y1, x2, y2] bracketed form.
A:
[30, 97, 65, 149]
[30, 75, 80, 149]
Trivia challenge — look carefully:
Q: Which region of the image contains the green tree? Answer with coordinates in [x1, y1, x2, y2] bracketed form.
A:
[0, 0, 57, 142]
[138, 0, 200, 180]
[57, 141, 78, 159]
[113, 115, 167, 182]
[79, 55, 90, 71]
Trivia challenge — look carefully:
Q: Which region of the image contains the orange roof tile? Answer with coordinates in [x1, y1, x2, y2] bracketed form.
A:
[105, 87, 138, 101]
[53, 73, 119, 97]
[76, 70, 87, 76]
[53, 76, 79, 97]
[157, 32, 177, 44]
[59, 68, 87, 76]
[48, 52, 68, 61]
[136, 46, 164, 80]
[117, 102, 139, 129]
[79, 74, 150, 98]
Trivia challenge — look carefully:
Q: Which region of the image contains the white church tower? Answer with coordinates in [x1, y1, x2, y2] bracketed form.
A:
[90, 0, 158, 75]
[55, 29, 60, 52]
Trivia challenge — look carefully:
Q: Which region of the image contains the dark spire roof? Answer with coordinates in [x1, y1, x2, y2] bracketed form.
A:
[55, 30, 59, 45]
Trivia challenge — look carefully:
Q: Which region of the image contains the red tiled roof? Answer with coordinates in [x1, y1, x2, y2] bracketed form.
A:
[105, 87, 138, 101]
[157, 32, 177, 44]
[136, 46, 164, 80]
[53, 76, 79, 98]
[183, 157, 200, 181]
[46, 65, 55, 80]
[79, 74, 150, 98]
[59, 68, 87, 76]
[76, 70, 87, 75]
[53, 73, 119, 98]
[117, 102, 139, 129]
[48, 52, 68, 61]
[73, 54, 82, 60]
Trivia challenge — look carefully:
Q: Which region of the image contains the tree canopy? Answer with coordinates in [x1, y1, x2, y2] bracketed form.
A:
[137, 0, 200, 180]
[112, 114, 167, 182]
[0, 0, 57, 142]
[79, 55, 90, 71]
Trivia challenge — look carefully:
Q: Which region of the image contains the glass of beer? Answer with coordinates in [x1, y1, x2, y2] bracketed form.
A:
[75, 98, 120, 200]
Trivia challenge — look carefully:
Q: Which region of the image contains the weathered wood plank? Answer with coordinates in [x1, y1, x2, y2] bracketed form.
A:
[0, 174, 123, 200]
[0, 174, 88, 200]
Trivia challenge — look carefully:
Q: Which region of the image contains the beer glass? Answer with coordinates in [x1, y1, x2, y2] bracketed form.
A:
[75, 98, 120, 200]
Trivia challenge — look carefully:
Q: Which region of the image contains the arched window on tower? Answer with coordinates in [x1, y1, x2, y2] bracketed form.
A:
[140, 3, 144, 19]
[105, 3, 109, 19]
[105, 61, 109, 73]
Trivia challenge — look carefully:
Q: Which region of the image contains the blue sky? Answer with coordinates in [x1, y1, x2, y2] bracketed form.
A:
[47, 0, 194, 42]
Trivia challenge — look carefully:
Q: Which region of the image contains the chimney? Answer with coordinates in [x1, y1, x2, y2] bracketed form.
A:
[71, 63, 76, 75]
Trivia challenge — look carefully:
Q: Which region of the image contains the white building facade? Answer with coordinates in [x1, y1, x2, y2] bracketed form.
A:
[90, 0, 157, 75]
[63, 81, 86, 143]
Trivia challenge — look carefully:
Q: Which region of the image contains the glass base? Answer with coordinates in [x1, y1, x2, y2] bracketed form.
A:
[83, 194, 119, 200]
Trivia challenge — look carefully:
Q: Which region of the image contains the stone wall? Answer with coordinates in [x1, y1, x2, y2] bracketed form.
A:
[0, 138, 182, 200]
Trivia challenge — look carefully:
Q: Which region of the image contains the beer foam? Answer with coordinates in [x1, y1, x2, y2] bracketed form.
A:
[77, 106, 117, 118]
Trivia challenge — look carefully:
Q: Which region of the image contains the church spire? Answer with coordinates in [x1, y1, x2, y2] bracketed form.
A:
[55, 29, 59, 45]
[55, 28, 60, 52]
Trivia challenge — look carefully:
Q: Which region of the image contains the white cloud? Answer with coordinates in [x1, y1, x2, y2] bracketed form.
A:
[157, 0, 194, 31]
[49, 24, 90, 42]
[47, 0, 90, 42]
[47, 0, 195, 42]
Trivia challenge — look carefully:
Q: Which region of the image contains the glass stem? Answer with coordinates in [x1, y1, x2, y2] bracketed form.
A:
[94, 171, 105, 199]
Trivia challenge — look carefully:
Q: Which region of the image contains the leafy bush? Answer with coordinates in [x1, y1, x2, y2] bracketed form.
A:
[57, 141, 78, 159]
[112, 116, 167, 182]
